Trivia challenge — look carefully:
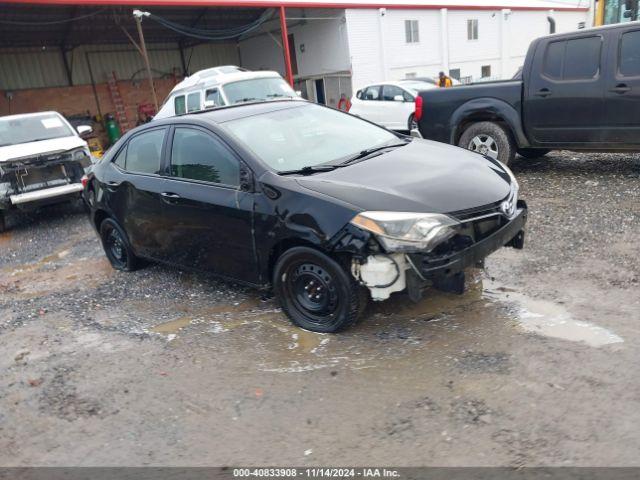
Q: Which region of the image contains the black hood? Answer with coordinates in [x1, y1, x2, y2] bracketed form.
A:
[296, 139, 512, 214]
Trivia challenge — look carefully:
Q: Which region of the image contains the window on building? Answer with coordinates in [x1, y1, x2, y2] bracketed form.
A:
[481, 65, 492, 78]
[125, 129, 166, 175]
[449, 68, 461, 80]
[467, 19, 478, 40]
[405, 20, 419, 43]
[187, 92, 201, 113]
[170, 128, 240, 187]
[174, 95, 186, 115]
[619, 30, 640, 76]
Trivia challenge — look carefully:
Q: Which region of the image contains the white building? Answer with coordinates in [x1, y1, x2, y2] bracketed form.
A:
[238, 0, 589, 105]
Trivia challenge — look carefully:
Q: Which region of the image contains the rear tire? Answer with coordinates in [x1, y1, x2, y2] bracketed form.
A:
[408, 114, 418, 131]
[99, 218, 141, 272]
[517, 148, 551, 159]
[459, 121, 516, 166]
[273, 246, 368, 333]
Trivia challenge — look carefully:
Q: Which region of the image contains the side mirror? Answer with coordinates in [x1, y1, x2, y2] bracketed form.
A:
[77, 125, 93, 136]
[203, 100, 216, 108]
[393, 95, 405, 102]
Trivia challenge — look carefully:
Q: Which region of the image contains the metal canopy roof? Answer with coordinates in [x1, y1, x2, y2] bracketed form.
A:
[0, 3, 269, 48]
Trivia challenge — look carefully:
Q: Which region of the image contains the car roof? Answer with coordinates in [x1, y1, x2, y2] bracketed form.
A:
[0, 110, 63, 121]
[168, 69, 283, 97]
[150, 99, 309, 127]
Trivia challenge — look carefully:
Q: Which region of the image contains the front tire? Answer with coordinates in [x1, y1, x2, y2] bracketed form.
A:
[99, 218, 140, 272]
[273, 247, 367, 333]
[459, 121, 516, 166]
[517, 148, 551, 159]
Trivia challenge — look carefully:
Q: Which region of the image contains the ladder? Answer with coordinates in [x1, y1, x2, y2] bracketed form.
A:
[106, 72, 130, 132]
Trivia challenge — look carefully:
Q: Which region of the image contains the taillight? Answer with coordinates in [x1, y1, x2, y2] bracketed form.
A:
[81, 175, 89, 188]
[414, 96, 423, 122]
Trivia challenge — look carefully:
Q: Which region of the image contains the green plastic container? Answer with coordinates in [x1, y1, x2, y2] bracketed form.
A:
[105, 114, 121, 145]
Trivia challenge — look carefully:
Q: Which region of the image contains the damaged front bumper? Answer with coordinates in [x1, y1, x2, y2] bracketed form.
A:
[353, 201, 528, 301]
[0, 150, 90, 210]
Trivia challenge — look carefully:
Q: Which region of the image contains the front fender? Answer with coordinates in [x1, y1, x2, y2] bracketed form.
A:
[450, 98, 528, 148]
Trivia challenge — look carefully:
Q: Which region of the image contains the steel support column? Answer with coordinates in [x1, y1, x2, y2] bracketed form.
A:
[279, 5, 294, 87]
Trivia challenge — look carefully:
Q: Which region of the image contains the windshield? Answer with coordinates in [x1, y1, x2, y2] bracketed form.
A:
[0, 113, 74, 147]
[222, 77, 297, 104]
[223, 103, 399, 172]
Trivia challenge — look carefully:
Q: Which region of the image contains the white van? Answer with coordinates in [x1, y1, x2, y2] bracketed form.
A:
[154, 66, 298, 119]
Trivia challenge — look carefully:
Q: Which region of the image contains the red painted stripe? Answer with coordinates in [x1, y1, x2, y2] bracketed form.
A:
[0, 0, 589, 11]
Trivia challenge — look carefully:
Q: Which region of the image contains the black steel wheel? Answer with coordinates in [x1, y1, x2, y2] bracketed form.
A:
[274, 247, 367, 333]
[99, 218, 140, 271]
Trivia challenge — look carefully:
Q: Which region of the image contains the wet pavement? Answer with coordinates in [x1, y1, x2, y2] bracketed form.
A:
[0, 151, 639, 466]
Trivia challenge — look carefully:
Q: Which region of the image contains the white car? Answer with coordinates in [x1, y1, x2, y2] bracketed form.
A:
[349, 80, 437, 131]
[154, 66, 298, 119]
[0, 111, 93, 231]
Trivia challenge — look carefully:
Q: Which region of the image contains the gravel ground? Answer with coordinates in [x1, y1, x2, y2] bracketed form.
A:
[0, 151, 639, 467]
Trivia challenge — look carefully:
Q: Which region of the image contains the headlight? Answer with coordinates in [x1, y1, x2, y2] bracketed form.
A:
[351, 211, 458, 252]
[71, 148, 92, 167]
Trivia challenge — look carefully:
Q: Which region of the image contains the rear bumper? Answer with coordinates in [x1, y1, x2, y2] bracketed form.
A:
[407, 202, 527, 280]
[9, 183, 83, 205]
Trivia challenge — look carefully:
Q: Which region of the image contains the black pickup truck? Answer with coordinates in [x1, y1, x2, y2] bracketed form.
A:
[415, 22, 640, 165]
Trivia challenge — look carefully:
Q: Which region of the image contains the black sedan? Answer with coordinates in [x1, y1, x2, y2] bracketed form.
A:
[84, 100, 526, 333]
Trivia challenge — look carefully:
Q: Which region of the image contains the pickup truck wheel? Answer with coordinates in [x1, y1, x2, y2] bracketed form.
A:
[517, 148, 551, 159]
[273, 247, 368, 333]
[459, 122, 516, 166]
[99, 218, 140, 272]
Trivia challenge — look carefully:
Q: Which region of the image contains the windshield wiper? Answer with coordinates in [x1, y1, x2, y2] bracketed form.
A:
[278, 165, 339, 175]
[341, 140, 411, 166]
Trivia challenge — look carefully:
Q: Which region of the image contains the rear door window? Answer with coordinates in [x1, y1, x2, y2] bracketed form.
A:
[619, 30, 640, 76]
[563, 36, 601, 79]
[187, 92, 201, 113]
[543, 40, 565, 79]
[542, 36, 601, 80]
[174, 96, 186, 115]
[381, 85, 406, 101]
[125, 128, 166, 175]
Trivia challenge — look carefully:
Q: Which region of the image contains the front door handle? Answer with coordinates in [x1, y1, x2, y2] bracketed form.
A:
[160, 192, 181, 200]
[609, 84, 631, 94]
[535, 88, 552, 97]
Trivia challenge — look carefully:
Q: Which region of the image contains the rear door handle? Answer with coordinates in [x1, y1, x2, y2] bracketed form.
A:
[609, 84, 631, 94]
[535, 88, 552, 97]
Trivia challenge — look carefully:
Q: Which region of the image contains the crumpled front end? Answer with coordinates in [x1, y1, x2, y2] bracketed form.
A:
[337, 192, 527, 302]
[0, 149, 91, 209]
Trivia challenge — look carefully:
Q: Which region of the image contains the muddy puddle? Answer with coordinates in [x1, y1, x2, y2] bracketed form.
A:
[144, 268, 623, 374]
[483, 282, 624, 348]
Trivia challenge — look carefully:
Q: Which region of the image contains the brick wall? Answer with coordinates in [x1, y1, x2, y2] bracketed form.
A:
[0, 77, 182, 144]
